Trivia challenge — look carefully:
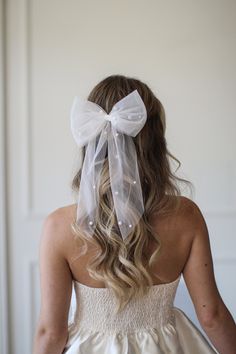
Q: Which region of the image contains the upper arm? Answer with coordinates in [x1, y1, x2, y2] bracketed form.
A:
[182, 200, 223, 324]
[37, 208, 73, 335]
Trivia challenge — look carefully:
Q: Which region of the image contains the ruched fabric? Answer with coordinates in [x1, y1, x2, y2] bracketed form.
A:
[62, 278, 217, 354]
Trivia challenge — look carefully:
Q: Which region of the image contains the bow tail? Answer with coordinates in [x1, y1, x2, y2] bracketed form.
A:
[76, 129, 108, 237]
[108, 128, 145, 240]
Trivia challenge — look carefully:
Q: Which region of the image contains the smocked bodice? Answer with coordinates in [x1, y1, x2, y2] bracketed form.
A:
[70, 276, 180, 334]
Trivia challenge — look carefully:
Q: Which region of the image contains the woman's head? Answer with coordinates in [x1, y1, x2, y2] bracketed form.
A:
[71, 74, 192, 313]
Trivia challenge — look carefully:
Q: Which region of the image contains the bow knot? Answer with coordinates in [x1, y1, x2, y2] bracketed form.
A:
[104, 113, 117, 123]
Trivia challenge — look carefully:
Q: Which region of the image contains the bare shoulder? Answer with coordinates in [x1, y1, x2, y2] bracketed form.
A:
[176, 196, 206, 225]
[44, 203, 77, 227]
[179, 196, 208, 234]
[40, 203, 77, 255]
[167, 196, 209, 246]
[160, 195, 198, 227]
[176, 195, 198, 213]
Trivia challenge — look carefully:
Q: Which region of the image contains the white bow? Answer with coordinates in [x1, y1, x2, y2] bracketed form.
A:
[70, 89, 147, 240]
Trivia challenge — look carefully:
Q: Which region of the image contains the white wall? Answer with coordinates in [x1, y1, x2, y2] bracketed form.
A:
[2, 0, 236, 352]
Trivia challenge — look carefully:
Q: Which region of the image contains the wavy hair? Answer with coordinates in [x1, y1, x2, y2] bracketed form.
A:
[70, 74, 193, 314]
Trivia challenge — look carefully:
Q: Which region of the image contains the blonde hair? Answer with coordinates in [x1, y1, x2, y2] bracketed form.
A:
[70, 74, 193, 314]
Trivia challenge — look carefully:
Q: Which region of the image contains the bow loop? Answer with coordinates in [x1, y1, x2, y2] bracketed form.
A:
[109, 89, 147, 136]
[70, 97, 107, 147]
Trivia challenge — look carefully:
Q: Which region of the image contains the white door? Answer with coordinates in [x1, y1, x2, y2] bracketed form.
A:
[2, 1, 236, 353]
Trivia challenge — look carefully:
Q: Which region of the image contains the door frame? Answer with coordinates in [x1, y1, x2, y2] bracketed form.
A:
[0, 0, 9, 353]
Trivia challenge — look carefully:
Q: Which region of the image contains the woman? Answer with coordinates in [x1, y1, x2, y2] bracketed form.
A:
[33, 75, 236, 353]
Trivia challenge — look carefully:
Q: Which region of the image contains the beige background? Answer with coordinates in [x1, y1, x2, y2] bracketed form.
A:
[0, 0, 236, 353]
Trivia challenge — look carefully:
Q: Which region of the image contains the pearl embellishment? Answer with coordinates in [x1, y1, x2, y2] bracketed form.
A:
[118, 220, 122, 225]
[88, 220, 93, 225]
[133, 180, 137, 184]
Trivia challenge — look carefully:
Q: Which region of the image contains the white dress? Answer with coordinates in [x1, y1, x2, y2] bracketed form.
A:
[62, 276, 217, 353]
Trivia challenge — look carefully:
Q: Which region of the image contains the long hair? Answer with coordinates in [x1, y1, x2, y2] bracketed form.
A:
[70, 74, 193, 314]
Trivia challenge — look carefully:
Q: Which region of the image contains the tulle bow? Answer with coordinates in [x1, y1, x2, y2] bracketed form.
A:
[70, 89, 147, 240]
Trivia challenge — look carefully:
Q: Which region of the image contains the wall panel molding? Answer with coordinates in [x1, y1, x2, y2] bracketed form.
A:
[20, 0, 48, 221]
[0, 0, 9, 353]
